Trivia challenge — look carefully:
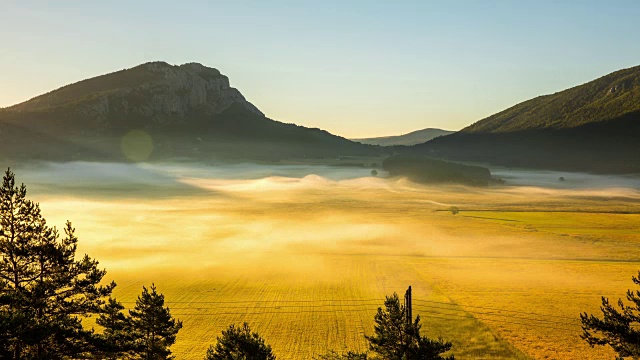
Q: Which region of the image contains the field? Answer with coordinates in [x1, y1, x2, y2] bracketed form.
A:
[20, 162, 640, 359]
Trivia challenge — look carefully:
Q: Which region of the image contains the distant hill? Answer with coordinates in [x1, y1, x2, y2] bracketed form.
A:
[352, 128, 454, 146]
[415, 65, 640, 173]
[0, 62, 379, 162]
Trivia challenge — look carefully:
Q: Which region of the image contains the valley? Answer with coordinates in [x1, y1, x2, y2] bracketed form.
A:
[18, 162, 640, 359]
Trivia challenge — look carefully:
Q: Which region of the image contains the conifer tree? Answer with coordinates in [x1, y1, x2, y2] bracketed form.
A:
[205, 322, 276, 360]
[366, 293, 453, 360]
[129, 284, 182, 359]
[0, 168, 115, 358]
[97, 297, 134, 359]
[580, 271, 640, 358]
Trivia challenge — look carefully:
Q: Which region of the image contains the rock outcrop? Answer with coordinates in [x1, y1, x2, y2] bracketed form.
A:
[8, 61, 263, 132]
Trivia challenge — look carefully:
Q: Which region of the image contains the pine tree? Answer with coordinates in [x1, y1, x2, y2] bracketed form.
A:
[129, 284, 182, 359]
[97, 297, 134, 359]
[366, 293, 453, 360]
[580, 271, 640, 358]
[204, 322, 276, 360]
[0, 168, 115, 358]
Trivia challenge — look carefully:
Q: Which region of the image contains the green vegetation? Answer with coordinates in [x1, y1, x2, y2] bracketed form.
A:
[205, 323, 276, 360]
[0, 169, 182, 359]
[366, 293, 454, 360]
[97, 298, 132, 359]
[580, 271, 640, 358]
[0, 168, 115, 359]
[318, 293, 455, 360]
[383, 155, 492, 185]
[129, 284, 183, 359]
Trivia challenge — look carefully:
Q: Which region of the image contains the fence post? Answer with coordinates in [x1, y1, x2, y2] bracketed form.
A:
[404, 286, 412, 324]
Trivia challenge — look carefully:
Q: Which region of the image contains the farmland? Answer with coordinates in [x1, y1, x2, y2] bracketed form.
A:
[19, 162, 640, 359]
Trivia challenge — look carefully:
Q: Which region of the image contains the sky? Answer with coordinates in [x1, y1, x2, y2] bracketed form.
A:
[2, 1, 640, 138]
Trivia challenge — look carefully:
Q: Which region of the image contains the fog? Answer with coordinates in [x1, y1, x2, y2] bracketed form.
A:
[14, 161, 639, 195]
[8, 161, 640, 359]
[492, 167, 640, 189]
[10, 161, 639, 272]
[14, 161, 386, 198]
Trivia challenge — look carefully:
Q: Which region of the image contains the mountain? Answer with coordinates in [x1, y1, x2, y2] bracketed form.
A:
[0, 62, 378, 162]
[415, 65, 640, 173]
[352, 128, 453, 146]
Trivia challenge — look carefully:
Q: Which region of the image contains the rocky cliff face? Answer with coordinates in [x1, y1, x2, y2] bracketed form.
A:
[8, 61, 263, 132]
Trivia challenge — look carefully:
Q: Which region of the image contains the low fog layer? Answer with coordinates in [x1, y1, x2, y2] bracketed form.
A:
[492, 168, 640, 189]
[10, 161, 639, 270]
[14, 161, 640, 194]
[14, 161, 382, 194]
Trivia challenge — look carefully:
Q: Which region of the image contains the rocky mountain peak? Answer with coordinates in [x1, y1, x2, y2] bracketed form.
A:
[9, 61, 263, 130]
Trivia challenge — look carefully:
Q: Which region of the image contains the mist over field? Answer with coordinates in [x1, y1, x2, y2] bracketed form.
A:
[14, 161, 640, 271]
[16, 161, 640, 195]
[492, 168, 640, 189]
[7, 161, 640, 359]
[15, 161, 385, 197]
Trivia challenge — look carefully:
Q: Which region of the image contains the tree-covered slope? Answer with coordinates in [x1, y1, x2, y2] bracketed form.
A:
[463, 65, 640, 133]
[415, 65, 640, 173]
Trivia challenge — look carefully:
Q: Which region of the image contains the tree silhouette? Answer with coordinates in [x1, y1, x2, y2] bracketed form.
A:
[97, 297, 135, 359]
[580, 271, 640, 358]
[129, 284, 182, 359]
[366, 293, 454, 360]
[205, 322, 276, 360]
[315, 350, 368, 359]
[0, 168, 115, 358]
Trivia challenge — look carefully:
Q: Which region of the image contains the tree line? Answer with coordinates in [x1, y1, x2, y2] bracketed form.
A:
[1, 168, 638, 359]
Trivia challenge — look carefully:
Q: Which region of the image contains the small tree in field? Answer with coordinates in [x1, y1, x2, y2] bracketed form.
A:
[580, 271, 640, 358]
[0, 168, 115, 358]
[366, 293, 454, 360]
[205, 322, 276, 360]
[129, 284, 182, 359]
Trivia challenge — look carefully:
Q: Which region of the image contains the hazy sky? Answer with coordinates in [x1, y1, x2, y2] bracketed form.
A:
[2, 1, 640, 137]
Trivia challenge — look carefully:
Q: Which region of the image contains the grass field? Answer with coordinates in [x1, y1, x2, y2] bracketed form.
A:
[24, 163, 640, 359]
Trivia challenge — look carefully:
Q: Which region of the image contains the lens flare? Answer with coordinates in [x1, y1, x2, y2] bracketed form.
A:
[121, 130, 153, 162]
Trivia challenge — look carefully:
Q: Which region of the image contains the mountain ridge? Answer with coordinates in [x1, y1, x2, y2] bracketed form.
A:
[352, 128, 454, 146]
[0, 61, 378, 162]
[416, 64, 640, 173]
[461, 64, 640, 133]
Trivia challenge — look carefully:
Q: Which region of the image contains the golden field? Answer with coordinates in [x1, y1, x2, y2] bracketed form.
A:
[23, 163, 640, 359]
